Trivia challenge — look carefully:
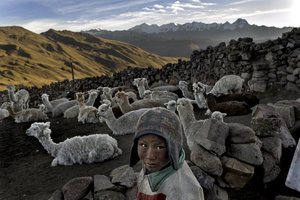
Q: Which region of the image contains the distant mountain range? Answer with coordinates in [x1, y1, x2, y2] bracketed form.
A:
[0, 26, 177, 91]
[83, 18, 293, 57]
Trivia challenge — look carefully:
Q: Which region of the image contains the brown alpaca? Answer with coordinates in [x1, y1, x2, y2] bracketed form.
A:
[7, 105, 48, 123]
[216, 92, 259, 107]
[206, 94, 251, 116]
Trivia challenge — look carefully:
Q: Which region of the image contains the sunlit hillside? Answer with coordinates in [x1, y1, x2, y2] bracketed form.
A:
[0, 26, 179, 91]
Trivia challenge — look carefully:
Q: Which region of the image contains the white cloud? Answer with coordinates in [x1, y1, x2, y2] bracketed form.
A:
[154, 4, 164, 9]
[228, 0, 257, 6]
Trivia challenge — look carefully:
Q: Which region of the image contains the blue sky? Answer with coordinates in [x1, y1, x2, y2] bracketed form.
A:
[0, 0, 299, 33]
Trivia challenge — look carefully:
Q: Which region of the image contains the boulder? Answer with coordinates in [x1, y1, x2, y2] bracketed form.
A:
[226, 143, 263, 165]
[62, 176, 93, 200]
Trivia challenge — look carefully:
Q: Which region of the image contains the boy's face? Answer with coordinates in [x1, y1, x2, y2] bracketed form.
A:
[137, 134, 170, 172]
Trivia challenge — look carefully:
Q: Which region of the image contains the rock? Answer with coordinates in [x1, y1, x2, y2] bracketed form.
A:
[221, 156, 255, 188]
[251, 117, 281, 137]
[125, 186, 137, 200]
[62, 176, 93, 200]
[260, 136, 282, 163]
[251, 104, 281, 119]
[194, 118, 229, 156]
[275, 195, 300, 200]
[248, 80, 267, 93]
[262, 152, 281, 183]
[226, 143, 263, 165]
[94, 175, 116, 193]
[94, 190, 125, 200]
[190, 165, 215, 190]
[227, 123, 256, 144]
[190, 144, 223, 176]
[110, 165, 136, 188]
[205, 184, 228, 200]
[276, 100, 300, 120]
[268, 103, 295, 128]
[285, 138, 300, 192]
[48, 190, 63, 200]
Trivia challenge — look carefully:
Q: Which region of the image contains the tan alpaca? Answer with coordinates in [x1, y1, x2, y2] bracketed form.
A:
[7, 104, 48, 123]
[77, 92, 99, 124]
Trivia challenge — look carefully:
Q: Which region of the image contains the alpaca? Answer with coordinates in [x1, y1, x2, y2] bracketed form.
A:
[215, 92, 259, 108]
[52, 100, 78, 118]
[26, 122, 122, 166]
[164, 100, 177, 113]
[97, 102, 149, 135]
[195, 81, 213, 93]
[63, 91, 98, 119]
[178, 81, 194, 99]
[192, 83, 208, 109]
[7, 104, 48, 123]
[176, 98, 205, 150]
[7, 85, 30, 112]
[77, 92, 99, 124]
[210, 111, 227, 122]
[206, 93, 251, 116]
[143, 90, 178, 101]
[133, 78, 146, 98]
[208, 75, 244, 97]
[114, 91, 164, 114]
[0, 108, 9, 120]
[41, 94, 68, 113]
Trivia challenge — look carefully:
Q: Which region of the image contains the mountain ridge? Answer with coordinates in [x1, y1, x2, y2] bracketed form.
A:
[84, 18, 293, 57]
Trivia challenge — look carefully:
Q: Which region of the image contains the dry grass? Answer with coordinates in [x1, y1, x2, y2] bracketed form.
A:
[0, 26, 180, 91]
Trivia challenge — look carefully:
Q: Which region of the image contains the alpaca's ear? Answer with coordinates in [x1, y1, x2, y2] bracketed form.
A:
[222, 113, 227, 117]
[164, 103, 168, 107]
[43, 122, 50, 129]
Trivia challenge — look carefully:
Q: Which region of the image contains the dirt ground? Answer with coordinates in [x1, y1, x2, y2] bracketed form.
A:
[0, 89, 300, 200]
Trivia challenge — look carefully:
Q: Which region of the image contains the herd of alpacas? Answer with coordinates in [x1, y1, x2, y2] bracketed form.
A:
[0, 74, 260, 166]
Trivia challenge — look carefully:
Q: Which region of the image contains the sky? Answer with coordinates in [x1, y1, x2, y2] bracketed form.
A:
[0, 0, 299, 33]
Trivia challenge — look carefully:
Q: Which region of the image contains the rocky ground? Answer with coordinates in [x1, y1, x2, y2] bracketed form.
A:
[0, 89, 300, 200]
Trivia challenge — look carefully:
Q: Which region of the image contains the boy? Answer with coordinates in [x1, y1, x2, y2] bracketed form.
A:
[130, 107, 204, 199]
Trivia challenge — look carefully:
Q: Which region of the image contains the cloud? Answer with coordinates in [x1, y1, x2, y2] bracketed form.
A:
[228, 0, 257, 6]
[154, 4, 164, 9]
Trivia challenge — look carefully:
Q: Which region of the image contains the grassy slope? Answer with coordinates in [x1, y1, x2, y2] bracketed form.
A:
[0, 26, 179, 91]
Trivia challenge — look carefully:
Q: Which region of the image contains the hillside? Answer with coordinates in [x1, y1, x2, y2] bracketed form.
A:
[0, 26, 178, 91]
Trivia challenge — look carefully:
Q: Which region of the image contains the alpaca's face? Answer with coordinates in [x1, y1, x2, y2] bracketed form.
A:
[97, 104, 109, 118]
[114, 92, 125, 104]
[143, 90, 152, 99]
[132, 78, 141, 86]
[26, 122, 50, 138]
[41, 94, 49, 101]
[7, 85, 16, 92]
[176, 98, 190, 112]
[178, 81, 187, 90]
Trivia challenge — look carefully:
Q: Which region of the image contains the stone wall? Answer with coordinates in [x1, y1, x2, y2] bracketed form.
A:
[1, 28, 300, 107]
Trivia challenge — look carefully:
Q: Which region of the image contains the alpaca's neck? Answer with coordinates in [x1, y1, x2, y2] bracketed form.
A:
[8, 90, 17, 103]
[42, 97, 53, 111]
[86, 94, 97, 106]
[102, 108, 117, 130]
[38, 129, 61, 157]
[78, 98, 85, 108]
[178, 106, 195, 130]
[119, 96, 133, 113]
[137, 84, 145, 98]
[7, 107, 16, 117]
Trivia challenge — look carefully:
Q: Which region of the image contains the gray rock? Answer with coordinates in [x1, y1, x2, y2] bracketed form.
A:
[48, 190, 63, 200]
[285, 138, 300, 192]
[125, 186, 137, 200]
[263, 152, 281, 183]
[268, 103, 295, 128]
[228, 123, 256, 144]
[190, 144, 223, 176]
[94, 190, 125, 200]
[94, 175, 116, 193]
[276, 100, 300, 120]
[190, 165, 215, 190]
[221, 156, 255, 188]
[251, 117, 282, 137]
[205, 184, 228, 200]
[227, 143, 263, 165]
[248, 80, 266, 93]
[62, 176, 93, 200]
[110, 165, 136, 188]
[260, 136, 282, 163]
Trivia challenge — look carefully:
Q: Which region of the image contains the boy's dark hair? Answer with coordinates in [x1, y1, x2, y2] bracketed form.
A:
[130, 107, 183, 170]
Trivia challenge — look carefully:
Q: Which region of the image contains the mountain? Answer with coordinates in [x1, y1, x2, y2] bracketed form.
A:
[0, 26, 178, 91]
[84, 19, 293, 57]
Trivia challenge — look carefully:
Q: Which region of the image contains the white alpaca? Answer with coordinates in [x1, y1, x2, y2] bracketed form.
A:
[208, 75, 244, 97]
[77, 92, 99, 124]
[26, 122, 122, 166]
[114, 91, 164, 114]
[7, 85, 30, 112]
[7, 104, 48, 123]
[192, 83, 208, 109]
[133, 78, 146, 98]
[164, 100, 177, 113]
[52, 100, 78, 118]
[97, 102, 149, 135]
[41, 94, 68, 113]
[143, 90, 178, 101]
[196, 81, 213, 93]
[0, 108, 9, 120]
[176, 98, 205, 150]
[63, 91, 98, 119]
[178, 81, 194, 100]
[210, 111, 227, 122]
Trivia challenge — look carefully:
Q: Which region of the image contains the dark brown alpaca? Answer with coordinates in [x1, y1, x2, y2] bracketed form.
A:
[206, 93, 251, 116]
[216, 92, 259, 107]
